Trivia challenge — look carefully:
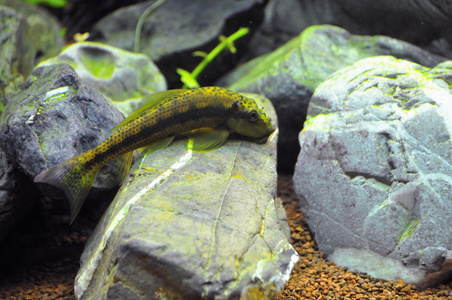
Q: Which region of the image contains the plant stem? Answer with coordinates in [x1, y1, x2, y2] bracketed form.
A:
[134, 0, 167, 53]
[182, 27, 249, 88]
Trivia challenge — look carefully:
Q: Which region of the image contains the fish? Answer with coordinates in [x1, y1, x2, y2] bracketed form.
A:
[34, 87, 275, 224]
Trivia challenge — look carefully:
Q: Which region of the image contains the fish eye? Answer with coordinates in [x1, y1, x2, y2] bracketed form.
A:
[249, 110, 259, 121]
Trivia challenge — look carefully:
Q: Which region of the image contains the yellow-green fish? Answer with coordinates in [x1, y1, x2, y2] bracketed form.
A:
[34, 87, 275, 224]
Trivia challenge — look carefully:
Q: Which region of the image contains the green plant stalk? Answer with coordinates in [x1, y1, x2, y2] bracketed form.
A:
[21, 0, 67, 7]
[181, 27, 249, 88]
[134, 0, 167, 53]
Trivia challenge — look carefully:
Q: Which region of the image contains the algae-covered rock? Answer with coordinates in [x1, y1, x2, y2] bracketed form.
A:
[248, 0, 452, 59]
[0, 0, 64, 101]
[38, 42, 167, 116]
[91, 0, 264, 87]
[75, 94, 298, 299]
[294, 56, 452, 288]
[0, 63, 125, 198]
[219, 25, 446, 172]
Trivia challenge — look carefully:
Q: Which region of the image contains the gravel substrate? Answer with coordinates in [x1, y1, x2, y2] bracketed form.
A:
[0, 175, 451, 299]
[278, 175, 452, 300]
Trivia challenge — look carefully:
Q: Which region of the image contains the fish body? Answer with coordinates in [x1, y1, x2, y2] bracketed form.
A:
[34, 87, 275, 223]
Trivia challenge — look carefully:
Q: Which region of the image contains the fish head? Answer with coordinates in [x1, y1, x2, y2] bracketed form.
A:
[227, 97, 275, 143]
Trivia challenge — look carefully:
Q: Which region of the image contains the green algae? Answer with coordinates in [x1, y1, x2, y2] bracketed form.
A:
[399, 220, 419, 243]
[79, 47, 115, 79]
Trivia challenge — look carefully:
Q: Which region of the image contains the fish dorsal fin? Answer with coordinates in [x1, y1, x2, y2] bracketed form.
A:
[112, 89, 188, 132]
[187, 128, 230, 152]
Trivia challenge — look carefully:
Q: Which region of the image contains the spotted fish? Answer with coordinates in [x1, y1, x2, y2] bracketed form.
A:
[34, 87, 275, 224]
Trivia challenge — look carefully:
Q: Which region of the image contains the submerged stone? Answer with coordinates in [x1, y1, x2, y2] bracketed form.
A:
[0, 63, 125, 206]
[0, 0, 64, 104]
[218, 25, 446, 173]
[91, 0, 264, 87]
[247, 0, 452, 59]
[38, 41, 167, 116]
[75, 94, 298, 299]
[0, 148, 38, 241]
[294, 56, 452, 289]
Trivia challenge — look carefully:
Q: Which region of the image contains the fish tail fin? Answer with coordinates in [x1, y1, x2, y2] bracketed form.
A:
[34, 156, 101, 224]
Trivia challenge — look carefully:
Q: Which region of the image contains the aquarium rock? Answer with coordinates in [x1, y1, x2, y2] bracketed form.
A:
[0, 63, 125, 199]
[294, 56, 452, 289]
[219, 25, 446, 173]
[248, 0, 452, 59]
[0, 148, 38, 241]
[38, 42, 167, 116]
[74, 94, 298, 300]
[91, 0, 264, 87]
[0, 0, 64, 102]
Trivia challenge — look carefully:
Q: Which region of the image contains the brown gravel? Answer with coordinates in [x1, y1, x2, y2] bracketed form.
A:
[0, 175, 451, 299]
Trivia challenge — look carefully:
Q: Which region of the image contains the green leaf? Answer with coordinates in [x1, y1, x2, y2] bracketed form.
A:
[192, 51, 208, 58]
[219, 35, 236, 54]
[177, 68, 200, 89]
[22, 0, 68, 7]
[45, 0, 67, 7]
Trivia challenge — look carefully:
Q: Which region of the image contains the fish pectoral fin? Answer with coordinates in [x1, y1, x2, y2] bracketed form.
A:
[187, 128, 230, 152]
[111, 89, 188, 132]
[139, 136, 175, 156]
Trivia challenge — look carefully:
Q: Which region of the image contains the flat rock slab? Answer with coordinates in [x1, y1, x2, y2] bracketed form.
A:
[75, 94, 298, 299]
[219, 24, 446, 172]
[294, 56, 452, 289]
[38, 42, 167, 116]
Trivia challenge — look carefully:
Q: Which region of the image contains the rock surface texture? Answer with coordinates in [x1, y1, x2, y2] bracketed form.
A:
[91, 0, 264, 87]
[0, 149, 38, 240]
[38, 42, 167, 116]
[294, 56, 452, 289]
[0, 64, 125, 202]
[248, 0, 452, 59]
[219, 25, 446, 173]
[75, 94, 298, 299]
[0, 0, 64, 102]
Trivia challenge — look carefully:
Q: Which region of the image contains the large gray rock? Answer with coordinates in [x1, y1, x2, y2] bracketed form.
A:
[91, 0, 264, 87]
[38, 42, 167, 116]
[0, 63, 125, 204]
[219, 25, 446, 173]
[75, 94, 298, 299]
[0, 0, 64, 101]
[248, 0, 452, 59]
[294, 56, 452, 289]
